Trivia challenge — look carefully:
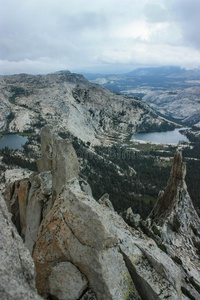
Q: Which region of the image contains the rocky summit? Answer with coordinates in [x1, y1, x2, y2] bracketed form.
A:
[0, 72, 175, 144]
[1, 125, 200, 300]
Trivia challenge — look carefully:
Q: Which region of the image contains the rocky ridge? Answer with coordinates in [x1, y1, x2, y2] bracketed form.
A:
[123, 150, 200, 299]
[147, 150, 200, 299]
[142, 86, 200, 126]
[0, 72, 175, 144]
[2, 125, 200, 299]
[86, 67, 200, 127]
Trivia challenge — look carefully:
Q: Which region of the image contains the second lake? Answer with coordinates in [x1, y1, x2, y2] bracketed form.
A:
[132, 128, 189, 144]
[0, 134, 28, 150]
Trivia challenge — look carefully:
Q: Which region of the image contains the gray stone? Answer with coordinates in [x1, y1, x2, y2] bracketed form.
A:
[33, 180, 181, 300]
[98, 193, 114, 211]
[17, 179, 30, 239]
[4, 168, 33, 185]
[149, 150, 187, 225]
[4, 171, 53, 254]
[25, 174, 43, 254]
[147, 150, 200, 299]
[121, 207, 141, 228]
[3, 133, 200, 300]
[38, 171, 52, 196]
[79, 178, 93, 196]
[4, 178, 30, 239]
[80, 289, 97, 300]
[49, 262, 88, 300]
[0, 194, 42, 300]
[39, 125, 79, 199]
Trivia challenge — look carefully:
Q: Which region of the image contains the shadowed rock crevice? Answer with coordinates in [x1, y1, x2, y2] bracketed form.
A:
[120, 249, 155, 300]
[0, 194, 42, 300]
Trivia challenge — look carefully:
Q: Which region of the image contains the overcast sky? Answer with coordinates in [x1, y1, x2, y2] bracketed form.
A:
[1, 0, 200, 74]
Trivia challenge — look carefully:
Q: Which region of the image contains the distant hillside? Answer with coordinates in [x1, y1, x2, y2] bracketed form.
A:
[0, 72, 175, 144]
[82, 66, 200, 126]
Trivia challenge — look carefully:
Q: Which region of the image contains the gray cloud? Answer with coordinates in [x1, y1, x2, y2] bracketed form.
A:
[169, 0, 200, 49]
[144, 3, 170, 23]
[0, 0, 200, 74]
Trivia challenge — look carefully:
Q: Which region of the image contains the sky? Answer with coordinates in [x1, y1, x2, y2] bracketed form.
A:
[1, 0, 200, 75]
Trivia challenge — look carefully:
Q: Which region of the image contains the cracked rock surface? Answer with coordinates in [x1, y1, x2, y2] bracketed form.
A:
[0, 194, 42, 300]
[3, 127, 200, 300]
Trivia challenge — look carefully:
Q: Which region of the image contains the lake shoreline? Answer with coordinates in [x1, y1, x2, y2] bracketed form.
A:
[132, 127, 190, 145]
[0, 134, 28, 150]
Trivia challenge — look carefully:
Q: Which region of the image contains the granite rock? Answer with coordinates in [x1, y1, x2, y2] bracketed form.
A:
[0, 193, 42, 300]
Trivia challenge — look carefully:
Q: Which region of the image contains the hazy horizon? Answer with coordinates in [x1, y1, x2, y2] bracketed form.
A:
[1, 0, 200, 75]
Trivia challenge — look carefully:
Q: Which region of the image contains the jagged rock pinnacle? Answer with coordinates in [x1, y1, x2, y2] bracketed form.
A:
[149, 150, 187, 225]
[146, 150, 200, 299]
[38, 125, 79, 200]
[171, 150, 186, 180]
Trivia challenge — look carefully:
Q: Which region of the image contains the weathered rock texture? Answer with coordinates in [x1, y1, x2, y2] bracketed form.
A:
[4, 128, 200, 300]
[38, 125, 79, 199]
[4, 171, 53, 253]
[49, 261, 88, 300]
[0, 194, 42, 300]
[149, 150, 187, 225]
[4, 126, 78, 254]
[145, 150, 200, 299]
[33, 179, 182, 300]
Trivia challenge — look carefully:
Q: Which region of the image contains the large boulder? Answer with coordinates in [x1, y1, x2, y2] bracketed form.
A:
[49, 262, 88, 300]
[33, 179, 181, 300]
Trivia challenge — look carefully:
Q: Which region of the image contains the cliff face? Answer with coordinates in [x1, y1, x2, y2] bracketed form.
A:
[0, 72, 174, 144]
[0, 193, 42, 300]
[146, 150, 200, 299]
[3, 126, 200, 300]
[149, 150, 187, 225]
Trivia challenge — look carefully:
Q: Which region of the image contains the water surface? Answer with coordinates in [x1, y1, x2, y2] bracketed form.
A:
[0, 134, 28, 150]
[132, 128, 189, 144]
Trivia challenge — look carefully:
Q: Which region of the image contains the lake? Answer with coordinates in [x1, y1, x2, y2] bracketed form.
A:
[132, 128, 189, 144]
[0, 134, 28, 150]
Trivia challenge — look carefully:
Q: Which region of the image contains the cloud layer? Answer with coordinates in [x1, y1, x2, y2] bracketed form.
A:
[1, 0, 200, 74]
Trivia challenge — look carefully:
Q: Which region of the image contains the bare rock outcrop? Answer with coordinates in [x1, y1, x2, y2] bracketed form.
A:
[4, 127, 200, 300]
[0, 193, 42, 300]
[149, 150, 187, 225]
[4, 125, 78, 254]
[4, 171, 53, 254]
[38, 125, 79, 200]
[33, 178, 182, 300]
[146, 150, 200, 299]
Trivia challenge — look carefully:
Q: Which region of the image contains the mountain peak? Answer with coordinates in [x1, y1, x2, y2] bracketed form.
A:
[149, 150, 187, 225]
[49, 70, 71, 75]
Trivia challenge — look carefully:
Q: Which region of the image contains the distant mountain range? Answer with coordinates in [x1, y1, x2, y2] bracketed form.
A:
[81, 66, 200, 127]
